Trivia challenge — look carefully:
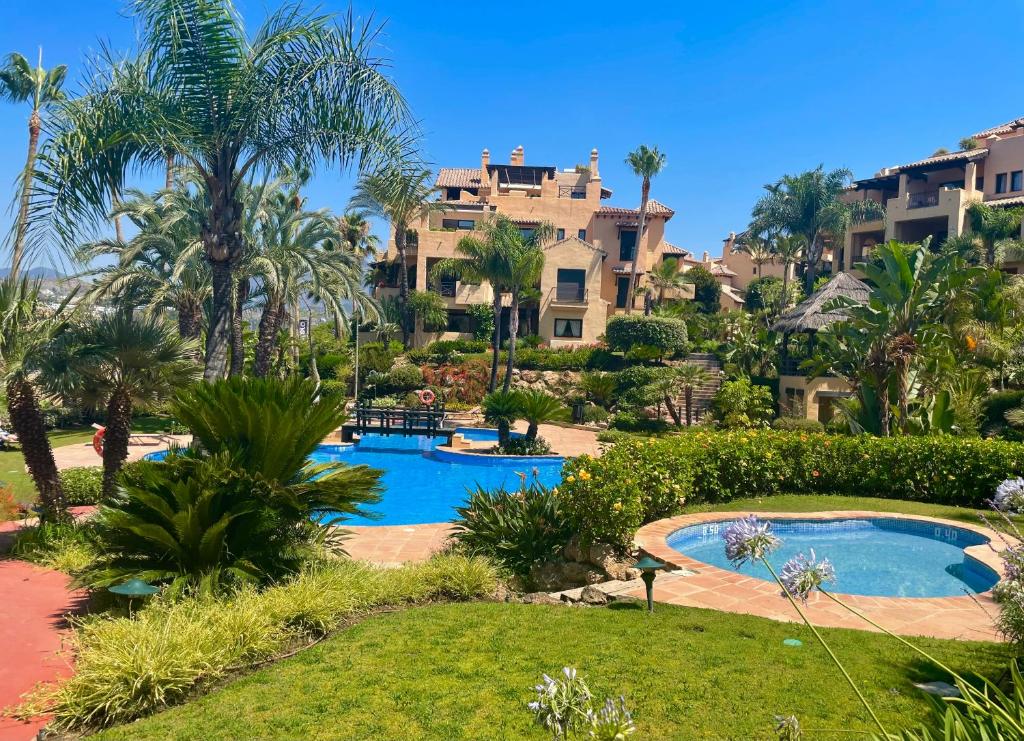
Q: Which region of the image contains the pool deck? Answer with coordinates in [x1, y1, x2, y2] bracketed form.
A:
[633, 511, 1009, 641]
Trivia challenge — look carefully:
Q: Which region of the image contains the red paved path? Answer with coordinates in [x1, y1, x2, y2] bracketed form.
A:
[0, 515, 89, 741]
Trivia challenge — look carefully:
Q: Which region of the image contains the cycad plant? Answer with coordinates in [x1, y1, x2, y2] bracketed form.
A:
[482, 389, 524, 448]
[517, 390, 569, 442]
[86, 377, 382, 595]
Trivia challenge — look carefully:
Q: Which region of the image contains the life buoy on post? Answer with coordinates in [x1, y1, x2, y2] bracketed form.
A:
[92, 426, 106, 457]
[417, 389, 436, 405]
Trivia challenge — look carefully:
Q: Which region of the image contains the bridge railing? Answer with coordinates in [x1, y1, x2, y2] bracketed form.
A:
[352, 398, 448, 437]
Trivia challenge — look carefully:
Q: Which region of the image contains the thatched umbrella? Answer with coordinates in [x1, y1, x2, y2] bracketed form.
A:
[772, 272, 870, 334]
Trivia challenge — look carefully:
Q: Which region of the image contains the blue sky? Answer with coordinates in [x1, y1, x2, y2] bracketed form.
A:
[2, 0, 1023, 270]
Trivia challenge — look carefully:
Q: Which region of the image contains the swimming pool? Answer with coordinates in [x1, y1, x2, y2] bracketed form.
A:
[666, 517, 999, 598]
[148, 427, 563, 526]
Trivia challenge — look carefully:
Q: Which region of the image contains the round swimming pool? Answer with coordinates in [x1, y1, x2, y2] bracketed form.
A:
[148, 427, 563, 526]
[666, 517, 999, 598]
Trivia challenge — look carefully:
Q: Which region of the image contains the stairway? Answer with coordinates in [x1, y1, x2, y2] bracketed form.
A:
[677, 353, 723, 424]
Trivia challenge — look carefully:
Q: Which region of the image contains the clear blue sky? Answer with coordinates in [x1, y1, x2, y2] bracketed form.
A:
[2, 0, 1023, 270]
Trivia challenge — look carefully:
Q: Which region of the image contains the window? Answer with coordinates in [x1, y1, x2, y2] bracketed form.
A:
[619, 229, 637, 261]
[555, 268, 585, 301]
[556, 228, 565, 240]
[442, 219, 475, 230]
[447, 311, 471, 334]
[519, 227, 535, 240]
[570, 189, 586, 199]
[976, 177, 984, 191]
[1013, 171, 1023, 192]
[578, 229, 587, 240]
[615, 276, 630, 308]
[445, 187, 460, 200]
[553, 318, 582, 338]
[996, 173, 1008, 194]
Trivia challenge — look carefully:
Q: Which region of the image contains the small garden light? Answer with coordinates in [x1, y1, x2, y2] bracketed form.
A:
[109, 578, 159, 615]
[634, 555, 667, 613]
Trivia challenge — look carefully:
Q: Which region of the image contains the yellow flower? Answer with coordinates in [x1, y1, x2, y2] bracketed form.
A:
[966, 335, 978, 352]
[612, 501, 623, 512]
[566, 475, 576, 483]
[551, 487, 559, 496]
[578, 470, 592, 481]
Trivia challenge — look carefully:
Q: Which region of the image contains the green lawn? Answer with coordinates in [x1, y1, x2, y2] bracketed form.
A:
[94, 601, 1006, 741]
[0, 428, 95, 505]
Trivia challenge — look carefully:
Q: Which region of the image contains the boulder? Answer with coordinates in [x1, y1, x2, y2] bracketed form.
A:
[528, 560, 605, 591]
[521, 591, 561, 605]
[579, 585, 610, 605]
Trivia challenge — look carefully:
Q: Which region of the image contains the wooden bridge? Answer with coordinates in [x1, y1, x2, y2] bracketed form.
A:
[340, 399, 455, 442]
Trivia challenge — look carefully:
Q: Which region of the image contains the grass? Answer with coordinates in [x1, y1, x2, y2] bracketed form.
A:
[0, 428, 94, 506]
[92, 601, 1007, 741]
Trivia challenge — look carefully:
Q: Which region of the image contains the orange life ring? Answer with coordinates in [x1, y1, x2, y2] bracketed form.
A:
[418, 389, 436, 405]
[92, 426, 106, 457]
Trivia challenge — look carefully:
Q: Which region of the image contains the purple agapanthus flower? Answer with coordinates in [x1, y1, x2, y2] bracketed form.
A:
[994, 478, 1024, 514]
[779, 549, 836, 602]
[722, 515, 781, 567]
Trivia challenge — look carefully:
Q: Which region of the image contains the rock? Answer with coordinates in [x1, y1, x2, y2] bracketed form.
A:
[563, 539, 584, 563]
[579, 585, 610, 605]
[586, 543, 618, 565]
[529, 560, 605, 591]
[521, 591, 561, 605]
[601, 561, 640, 581]
[492, 583, 514, 602]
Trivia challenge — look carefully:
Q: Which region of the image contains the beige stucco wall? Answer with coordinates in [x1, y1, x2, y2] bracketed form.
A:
[538, 237, 609, 347]
[981, 135, 1024, 199]
[721, 250, 791, 289]
[778, 374, 852, 422]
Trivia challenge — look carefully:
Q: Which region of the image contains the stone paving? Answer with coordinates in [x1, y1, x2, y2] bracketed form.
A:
[51, 435, 191, 470]
[633, 511, 1008, 641]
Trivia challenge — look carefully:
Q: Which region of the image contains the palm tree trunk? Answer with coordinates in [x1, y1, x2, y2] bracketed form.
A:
[254, 297, 282, 378]
[395, 226, 411, 348]
[11, 109, 40, 282]
[110, 185, 125, 243]
[204, 257, 234, 381]
[897, 360, 910, 434]
[502, 290, 521, 393]
[165, 152, 175, 190]
[229, 278, 248, 377]
[780, 263, 791, 313]
[489, 289, 502, 393]
[176, 299, 203, 342]
[6, 377, 66, 521]
[804, 232, 820, 292]
[497, 419, 511, 448]
[685, 386, 694, 426]
[624, 180, 650, 314]
[526, 421, 538, 442]
[101, 386, 133, 500]
[664, 393, 682, 426]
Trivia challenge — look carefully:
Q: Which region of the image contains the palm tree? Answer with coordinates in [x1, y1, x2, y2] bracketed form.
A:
[406, 289, 448, 336]
[482, 390, 523, 448]
[0, 277, 75, 520]
[0, 49, 66, 281]
[52, 314, 199, 498]
[675, 363, 712, 426]
[624, 145, 667, 314]
[76, 184, 211, 343]
[339, 211, 381, 257]
[30, 1, 409, 381]
[647, 257, 689, 307]
[737, 234, 773, 281]
[351, 165, 446, 348]
[500, 225, 553, 392]
[944, 203, 1024, 266]
[772, 233, 806, 310]
[751, 166, 883, 291]
[517, 390, 569, 442]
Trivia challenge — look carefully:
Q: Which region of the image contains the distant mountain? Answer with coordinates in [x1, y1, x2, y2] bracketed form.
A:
[0, 267, 65, 279]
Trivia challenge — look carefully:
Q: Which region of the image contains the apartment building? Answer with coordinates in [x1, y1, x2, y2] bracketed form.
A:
[839, 117, 1024, 273]
[373, 146, 684, 346]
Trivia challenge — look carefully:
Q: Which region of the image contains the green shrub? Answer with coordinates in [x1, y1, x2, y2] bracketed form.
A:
[452, 482, 573, 578]
[605, 315, 688, 358]
[10, 521, 99, 574]
[712, 378, 775, 428]
[514, 345, 615, 371]
[609, 410, 669, 433]
[498, 436, 553, 455]
[566, 429, 1024, 514]
[30, 556, 497, 731]
[582, 405, 610, 424]
[59, 467, 104, 506]
[427, 338, 488, 355]
[982, 390, 1024, 441]
[382, 364, 424, 393]
[316, 353, 349, 380]
[772, 417, 825, 432]
[560, 440, 693, 552]
[466, 303, 495, 341]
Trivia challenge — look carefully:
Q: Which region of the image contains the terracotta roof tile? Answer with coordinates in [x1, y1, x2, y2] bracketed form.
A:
[973, 118, 1024, 138]
[893, 148, 988, 171]
[596, 198, 675, 218]
[435, 168, 483, 189]
[988, 195, 1024, 208]
[662, 242, 690, 256]
[544, 236, 606, 254]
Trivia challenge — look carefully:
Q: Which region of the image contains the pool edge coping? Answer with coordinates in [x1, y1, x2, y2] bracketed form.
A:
[635, 510, 1012, 605]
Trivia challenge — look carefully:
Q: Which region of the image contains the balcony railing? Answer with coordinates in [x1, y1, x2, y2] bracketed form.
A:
[438, 280, 457, 297]
[907, 190, 940, 209]
[550, 285, 588, 303]
[557, 186, 587, 199]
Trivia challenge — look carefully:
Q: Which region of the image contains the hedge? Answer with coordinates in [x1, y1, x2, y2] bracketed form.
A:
[605, 315, 687, 357]
[513, 345, 620, 372]
[559, 430, 1024, 547]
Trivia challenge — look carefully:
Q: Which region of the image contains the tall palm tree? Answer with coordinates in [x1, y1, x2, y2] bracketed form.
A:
[737, 234, 773, 280]
[350, 164, 445, 348]
[49, 314, 199, 498]
[76, 184, 211, 342]
[30, 1, 409, 381]
[501, 227, 552, 391]
[771, 233, 806, 310]
[751, 166, 883, 291]
[339, 211, 381, 257]
[647, 257, 690, 309]
[624, 145, 667, 314]
[0, 277, 75, 520]
[0, 49, 66, 280]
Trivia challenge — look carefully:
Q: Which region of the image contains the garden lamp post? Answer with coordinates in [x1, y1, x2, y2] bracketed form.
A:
[634, 555, 667, 613]
[109, 578, 159, 615]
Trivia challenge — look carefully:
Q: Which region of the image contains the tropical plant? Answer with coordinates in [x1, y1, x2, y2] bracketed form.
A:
[351, 164, 445, 347]
[772, 233, 806, 309]
[751, 166, 883, 290]
[406, 289, 449, 334]
[452, 480, 572, 580]
[84, 377, 383, 595]
[45, 313, 200, 498]
[517, 390, 569, 442]
[604, 314, 688, 359]
[711, 378, 774, 428]
[685, 264, 722, 314]
[578, 371, 617, 410]
[482, 389, 523, 448]
[0, 49, 66, 280]
[32, 0, 408, 380]
[647, 257, 689, 307]
[675, 363, 712, 426]
[466, 303, 496, 342]
[720, 312, 780, 377]
[338, 210, 380, 257]
[0, 277, 75, 520]
[737, 234, 774, 280]
[623, 144, 667, 313]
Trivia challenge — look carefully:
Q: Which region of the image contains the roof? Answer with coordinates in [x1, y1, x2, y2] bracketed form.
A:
[988, 195, 1024, 208]
[661, 242, 691, 256]
[771, 272, 871, 333]
[543, 236, 606, 255]
[708, 262, 737, 277]
[596, 198, 675, 219]
[973, 117, 1024, 138]
[436, 168, 483, 190]
[894, 148, 988, 172]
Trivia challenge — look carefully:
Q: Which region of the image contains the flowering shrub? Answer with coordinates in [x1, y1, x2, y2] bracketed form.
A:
[994, 478, 1024, 514]
[560, 439, 694, 551]
[0, 484, 21, 521]
[528, 668, 636, 740]
[420, 359, 489, 404]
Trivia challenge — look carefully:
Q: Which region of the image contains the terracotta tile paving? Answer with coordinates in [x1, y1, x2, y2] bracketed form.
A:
[633, 511, 1010, 641]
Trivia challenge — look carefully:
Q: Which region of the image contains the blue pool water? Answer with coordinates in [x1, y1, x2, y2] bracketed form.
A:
[149, 428, 562, 526]
[667, 517, 999, 598]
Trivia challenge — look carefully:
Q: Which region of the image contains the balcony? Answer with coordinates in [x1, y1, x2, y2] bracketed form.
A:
[907, 190, 940, 209]
[438, 280, 456, 298]
[557, 186, 587, 199]
[549, 285, 588, 304]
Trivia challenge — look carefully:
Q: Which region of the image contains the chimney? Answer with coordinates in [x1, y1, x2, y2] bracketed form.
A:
[589, 148, 600, 178]
[703, 251, 711, 263]
[722, 231, 736, 253]
[481, 148, 490, 170]
[510, 145, 524, 166]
